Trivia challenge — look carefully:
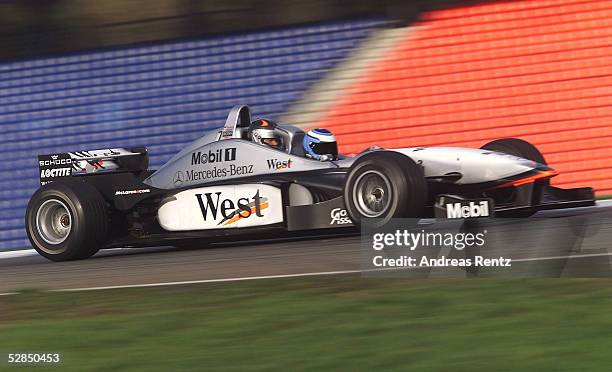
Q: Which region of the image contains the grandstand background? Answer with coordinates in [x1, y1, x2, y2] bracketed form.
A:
[1, 0, 610, 250]
[299, 0, 612, 195]
[0, 19, 388, 250]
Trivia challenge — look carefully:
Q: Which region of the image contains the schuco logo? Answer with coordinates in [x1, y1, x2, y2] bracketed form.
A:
[39, 156, 72, 167]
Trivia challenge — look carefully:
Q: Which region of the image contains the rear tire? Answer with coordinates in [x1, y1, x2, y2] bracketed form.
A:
[26, 179, 108, 261]
[343, 152, 427, 227]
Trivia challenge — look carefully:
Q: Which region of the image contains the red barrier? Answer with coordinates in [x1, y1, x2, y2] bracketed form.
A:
[313, 0, 612, 194]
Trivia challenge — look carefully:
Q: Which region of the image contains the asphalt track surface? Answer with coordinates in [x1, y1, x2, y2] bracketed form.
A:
[1, 200, 611, 293]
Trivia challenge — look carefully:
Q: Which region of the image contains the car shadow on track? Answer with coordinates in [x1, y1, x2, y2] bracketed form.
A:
[92, 230, 361, 260]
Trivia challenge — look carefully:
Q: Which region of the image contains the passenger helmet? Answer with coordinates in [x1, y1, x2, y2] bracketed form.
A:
[303, 128, 338, 161]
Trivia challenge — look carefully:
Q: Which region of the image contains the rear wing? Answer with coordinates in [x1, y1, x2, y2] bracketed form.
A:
[38, 147, 148, 186]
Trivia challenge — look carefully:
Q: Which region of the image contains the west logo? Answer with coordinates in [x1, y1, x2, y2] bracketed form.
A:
[267, 158, 292, 170]
[446, 201, 490, 219]
[191, 148, 237, 165]
[195, 190, 267, 226]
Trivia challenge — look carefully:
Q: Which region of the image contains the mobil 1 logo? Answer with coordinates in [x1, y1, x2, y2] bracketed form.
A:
[191, 148, 237, 165]
[38, 154, 72, 185]
[434, 195, 494, 219]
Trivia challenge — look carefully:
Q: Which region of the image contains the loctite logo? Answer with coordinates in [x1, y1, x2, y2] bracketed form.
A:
[266, 158, 292, 170]
[446, 201, 490, 219]
[195, 190, 268, 226]
[40, 168, 71, 178]
[191, 148, 237, 165]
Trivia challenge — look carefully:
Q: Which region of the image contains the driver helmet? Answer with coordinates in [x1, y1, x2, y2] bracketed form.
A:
[303, 128, 338, 161]
[249, 119, 282, 149]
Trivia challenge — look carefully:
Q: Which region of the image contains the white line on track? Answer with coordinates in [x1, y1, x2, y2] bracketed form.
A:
[33, 252, 612, 293]
[1, 251, 612, 296]
[0, 199, 610, 296]
[0, 247, 131, 260]
[50, 270, 364, 292]
[0, 249, 37, 259]
[513, 252, 612, 262]
[597, 199, 612, 207]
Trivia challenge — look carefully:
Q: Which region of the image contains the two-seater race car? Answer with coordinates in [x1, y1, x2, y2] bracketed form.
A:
[26, 105, 595, 261]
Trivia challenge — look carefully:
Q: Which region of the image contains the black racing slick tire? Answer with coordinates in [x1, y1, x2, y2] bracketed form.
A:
[25, 179, 108, 261]
[481, 138, 547, 165]
[343, 152, 427, 227]
[481, 138, 549, 191]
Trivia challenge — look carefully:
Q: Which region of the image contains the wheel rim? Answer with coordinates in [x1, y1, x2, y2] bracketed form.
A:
[35, 199, 72, 246]
[353, 170, 392, 218]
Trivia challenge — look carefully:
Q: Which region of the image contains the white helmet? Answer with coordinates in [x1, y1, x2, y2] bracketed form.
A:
[249, 119, 282, 149]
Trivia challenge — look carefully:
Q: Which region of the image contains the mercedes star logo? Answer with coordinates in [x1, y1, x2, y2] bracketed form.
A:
[173, 171, 184, 186]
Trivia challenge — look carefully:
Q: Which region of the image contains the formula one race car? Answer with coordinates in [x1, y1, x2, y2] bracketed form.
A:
[26, 105, 595, 261]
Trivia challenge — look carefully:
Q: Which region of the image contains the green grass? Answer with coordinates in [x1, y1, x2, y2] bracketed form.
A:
[3, 276, 612, 371]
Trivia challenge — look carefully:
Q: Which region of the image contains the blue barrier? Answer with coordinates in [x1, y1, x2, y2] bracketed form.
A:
[0, 19, 386, 250]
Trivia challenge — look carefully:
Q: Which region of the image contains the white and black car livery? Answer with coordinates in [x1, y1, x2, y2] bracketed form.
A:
[26, 105, 595, 261]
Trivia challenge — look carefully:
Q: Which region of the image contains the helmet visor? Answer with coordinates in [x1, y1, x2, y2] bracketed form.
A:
[310, 141, 338, 158]
[263, 137, 282, 149]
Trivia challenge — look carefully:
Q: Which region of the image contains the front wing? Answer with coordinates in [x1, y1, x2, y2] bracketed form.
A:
[434, 185, 595, 219]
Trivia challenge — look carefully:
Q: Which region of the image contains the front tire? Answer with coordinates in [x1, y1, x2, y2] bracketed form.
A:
[343, 152, 427, 227]
[26, 179, 108, 261]
[481, 138, 547, 165]
[481, 138, 548, 217]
